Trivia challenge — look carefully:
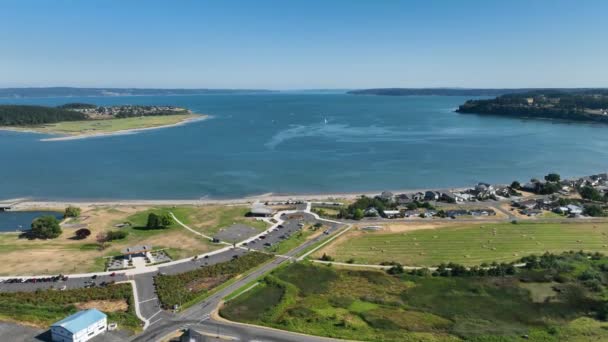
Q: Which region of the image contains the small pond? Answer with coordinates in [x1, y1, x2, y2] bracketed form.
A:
[0, 211, 63, 232]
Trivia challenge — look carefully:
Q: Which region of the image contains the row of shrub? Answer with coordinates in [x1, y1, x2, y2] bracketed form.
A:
[155, 251, 273, 309]
[0, 283, 140, 330]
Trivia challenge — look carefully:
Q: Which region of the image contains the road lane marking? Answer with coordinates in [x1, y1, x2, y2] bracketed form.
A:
[139, 297, 158, 304]
[147, 309, 163, 321]
[149, 318, 163, 326]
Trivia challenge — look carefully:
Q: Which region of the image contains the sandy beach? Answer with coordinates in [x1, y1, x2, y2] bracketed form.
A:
[0, 115, 209, 142]
[40, 115, 209, 141]
[3, 186, 472, 210]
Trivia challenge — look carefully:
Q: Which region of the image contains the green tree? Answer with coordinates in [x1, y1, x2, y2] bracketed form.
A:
[584, 204, 605, 217]
[160, 213, 174, 227]
[510, 181, 521, 189]
[146, 213, 161, 229]
[353, 208, 364, 220]
[544, 173, 561, 182]
[580, 186, 604, 202]
[64, 206, 81, 218]
[31, 216, 62, 239]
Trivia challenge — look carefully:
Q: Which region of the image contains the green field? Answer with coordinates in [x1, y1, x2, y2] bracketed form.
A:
[319, 221, 608, 266]
[6, 114, 201, 136]
[221, 255, 608, 342]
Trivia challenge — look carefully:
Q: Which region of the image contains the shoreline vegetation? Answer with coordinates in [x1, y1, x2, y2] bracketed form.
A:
[0, 103, 208, 140]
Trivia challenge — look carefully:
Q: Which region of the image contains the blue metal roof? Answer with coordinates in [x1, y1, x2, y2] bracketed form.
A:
[52, 309, 106, 334]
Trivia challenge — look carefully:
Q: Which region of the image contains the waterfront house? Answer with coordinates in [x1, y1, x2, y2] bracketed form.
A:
[395, 193, 412, 205]
[424, 191, 439, 201]
[379, 191, 394, 202]
[51, 309, 107, 342]
[412, 192, 425, 201]
[441, 192, 458, 203]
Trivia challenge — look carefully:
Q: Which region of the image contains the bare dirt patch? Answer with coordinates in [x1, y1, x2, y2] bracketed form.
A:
[75, 300, 128, 312]
[186, 275, 231, 293]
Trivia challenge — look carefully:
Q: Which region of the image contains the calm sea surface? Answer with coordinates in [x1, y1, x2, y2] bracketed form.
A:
[1, 93, 607, 200]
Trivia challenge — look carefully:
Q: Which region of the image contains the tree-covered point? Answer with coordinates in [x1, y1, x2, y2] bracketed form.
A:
[0, 105, 87, 126]
[457, 90, 608, 124]
[57, 103, 97, 109]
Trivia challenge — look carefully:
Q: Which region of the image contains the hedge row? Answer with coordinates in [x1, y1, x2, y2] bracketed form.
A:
[0, 283, 140, 330]
[155, 252, 273, 308]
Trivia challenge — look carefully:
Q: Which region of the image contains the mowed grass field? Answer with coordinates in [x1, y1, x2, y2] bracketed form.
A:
[316, 221, 608, 266]
[0, 204, 260, 275]
[13, 114, 200, 136]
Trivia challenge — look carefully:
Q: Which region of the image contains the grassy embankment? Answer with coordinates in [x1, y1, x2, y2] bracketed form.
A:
[0, 283, 141, 332]
[154, 251, 273, 310]
[316, 221, 608, 266]
[4, 114, 201, 137]
[221, 254, 608, 342]
[0, 205, 264, 275]
[265, 223, 324, 255]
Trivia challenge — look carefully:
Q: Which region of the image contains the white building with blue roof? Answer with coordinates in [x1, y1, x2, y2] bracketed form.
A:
[51, 309, 107, 342]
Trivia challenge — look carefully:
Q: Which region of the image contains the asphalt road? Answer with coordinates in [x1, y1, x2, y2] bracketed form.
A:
[131, 212, 344, 342]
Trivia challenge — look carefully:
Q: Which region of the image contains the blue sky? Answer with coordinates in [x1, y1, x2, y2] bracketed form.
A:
[1, 0, 607, 89]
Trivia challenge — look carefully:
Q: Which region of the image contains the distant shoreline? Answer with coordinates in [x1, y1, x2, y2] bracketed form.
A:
[0, 114, 209, 141]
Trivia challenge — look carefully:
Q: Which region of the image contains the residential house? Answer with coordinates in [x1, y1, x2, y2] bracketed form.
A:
[412, 192, 425, 201]
[424, 191, 439, 201]
[364, 207, 380, 217]
[379, 191, 394, 202]
[395, 194, 412, 205]
[517, 199, 538, 210]
[566, 204, 583, 215]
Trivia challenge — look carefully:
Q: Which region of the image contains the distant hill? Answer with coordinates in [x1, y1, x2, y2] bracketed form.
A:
[0, 87, 276, 98]
[347, 88, 607, 97]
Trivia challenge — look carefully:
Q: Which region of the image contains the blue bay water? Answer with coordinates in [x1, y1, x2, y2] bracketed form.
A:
[0, 93, 607, 200]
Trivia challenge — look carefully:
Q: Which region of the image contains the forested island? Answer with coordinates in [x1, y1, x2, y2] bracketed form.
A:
[0, 103, 205, 140]
[349, 88, 545, 96]
[456, 90, 608, 124]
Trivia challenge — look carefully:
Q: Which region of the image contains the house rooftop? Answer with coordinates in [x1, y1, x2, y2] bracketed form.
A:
[51, 309, 106, 334]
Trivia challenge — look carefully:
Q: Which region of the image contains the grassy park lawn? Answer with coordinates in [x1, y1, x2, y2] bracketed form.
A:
[314, 221, 608, 266]
[168, 205, 269, 236]
[0, 283, 141, 332]
[7, 114, 201, 136]
[0, 204, 260, 275]
[221, 258, 608, 342]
